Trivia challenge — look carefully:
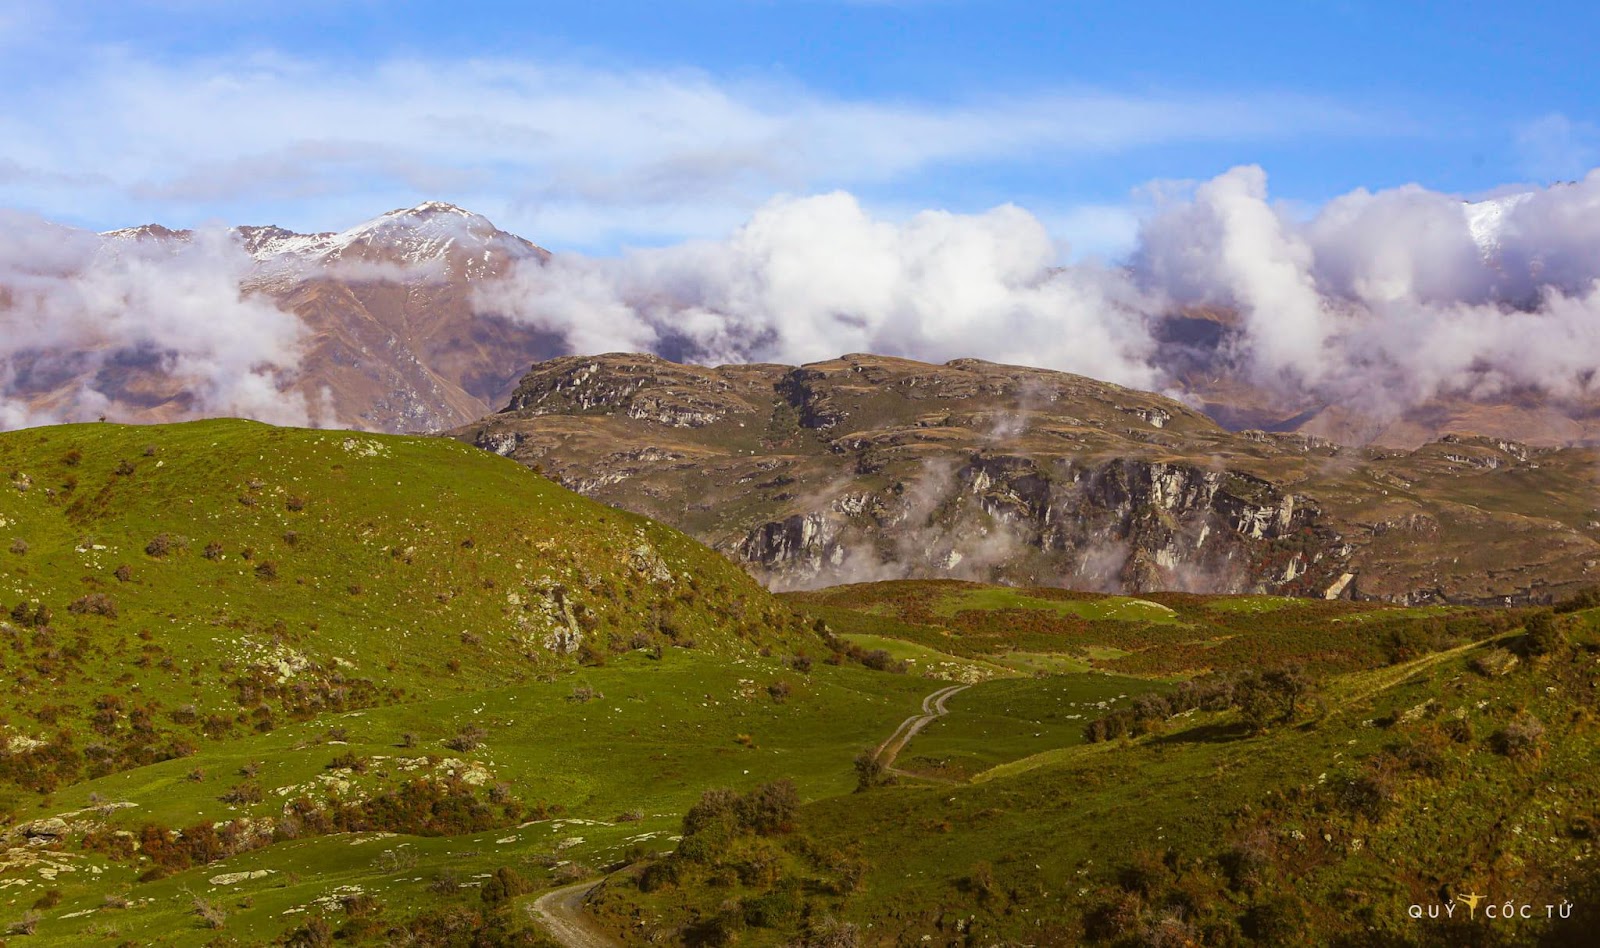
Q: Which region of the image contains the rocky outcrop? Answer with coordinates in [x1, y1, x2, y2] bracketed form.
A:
[732, 454, 1343, 594]
[453, 352, 1600, 604]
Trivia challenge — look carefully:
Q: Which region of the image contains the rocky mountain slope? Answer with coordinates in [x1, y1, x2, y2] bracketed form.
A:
[27, 203, 565, 433]
[452, 352, 1600, 604]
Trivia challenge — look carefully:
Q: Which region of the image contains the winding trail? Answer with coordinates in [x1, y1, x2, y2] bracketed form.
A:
[531, 879, 621, 948]
[532, 684, 970, 946]
[873, 684, 970, 775]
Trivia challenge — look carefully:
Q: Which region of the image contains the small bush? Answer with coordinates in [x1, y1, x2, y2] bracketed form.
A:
[1517, 610, 1564, 657]
[193, 895, 227, 929]
[7, 909, 40, 935]
[854, 750, 891, 791]
[220, 782, 264, 805]
[113, 564, 132, 582]
[202, 542, 224, 560]
[443, 725, 487, 752]
[861, 649, 907, 673]
[68, 593, 118, 618]
[145, 534, 175, 557]
[479, 866, 531, 905]
[1495, 711, 1546, 759]
[8, 538, 26, 555]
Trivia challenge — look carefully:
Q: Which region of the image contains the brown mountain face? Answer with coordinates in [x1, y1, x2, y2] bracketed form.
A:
[27, 203, 564, 432]
[451, 352, 1600, 604]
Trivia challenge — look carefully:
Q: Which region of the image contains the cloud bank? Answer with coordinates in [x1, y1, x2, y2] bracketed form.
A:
[485, 165, 1600, 424]
[7, 164, 1600, 433]
[0, 212, 315, 428]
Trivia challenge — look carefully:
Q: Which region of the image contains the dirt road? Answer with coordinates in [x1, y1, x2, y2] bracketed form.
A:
[531, 879, 621, 948]
[873, 683, 969, 773]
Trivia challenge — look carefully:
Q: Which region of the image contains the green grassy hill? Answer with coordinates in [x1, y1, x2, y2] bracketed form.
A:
[586, 581, 1600, 946]
[0, 420, 805, 796]
[0, 420, 925, 945]
[4, 426, 1594, 946]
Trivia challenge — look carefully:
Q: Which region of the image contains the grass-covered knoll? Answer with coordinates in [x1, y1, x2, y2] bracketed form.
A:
[595, 598, 1599, 945]
[788, 579, 1506, 679]
[3, 649, 931, 946]
[0, 420, 933, 944]
[0, 420, 808, 802]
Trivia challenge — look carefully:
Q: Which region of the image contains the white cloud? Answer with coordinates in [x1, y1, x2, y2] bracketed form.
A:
[0, 49, 1385, 248]
[477, 191, 1161, 388]
[0, 212, 315, 427]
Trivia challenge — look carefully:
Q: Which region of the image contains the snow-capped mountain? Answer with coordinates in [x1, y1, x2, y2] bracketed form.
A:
[69, 204, 564, 433]
[1462, 192, 1534, 255]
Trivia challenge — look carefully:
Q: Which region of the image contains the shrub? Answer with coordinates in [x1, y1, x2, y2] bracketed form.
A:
[193, 895, 227, 929]
[220, 782, 264, 805]
[443, 725, 487, 752]
[427, 870, 459, 894]
[737, 779, 798, 835]
[8, 538, 25, 555]
[68, 593, 118, 618]
[853, 750, 891, 791]
[479, 866, 531, 905]
[861, 649, 907, 673]
[7, 909, 40, 935]
[768, 680, 792, 704]
[254, 561, 278, 581]
[1495, 711, 1546, 759]
[113, 564, 132, 582]
[282, 917, 333, 948]
[145, 534, 176, 557]
[1517, 610, 1564, 657]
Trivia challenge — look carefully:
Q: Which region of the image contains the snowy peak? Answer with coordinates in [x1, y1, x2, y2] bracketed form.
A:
[1463, 192, 1534, 256]
[236, 202, 550, 279]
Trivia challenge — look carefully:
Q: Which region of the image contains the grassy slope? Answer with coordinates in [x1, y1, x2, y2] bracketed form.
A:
[0, 421, 939, 945]
[594, 580, 1598, 945]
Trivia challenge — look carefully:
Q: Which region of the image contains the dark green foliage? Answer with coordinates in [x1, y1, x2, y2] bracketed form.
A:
[1517, 610, 1564, 657]
[479, 866, 531, 905]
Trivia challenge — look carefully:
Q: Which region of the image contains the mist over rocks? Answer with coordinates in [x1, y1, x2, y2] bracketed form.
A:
[454, 352, 1600, 604]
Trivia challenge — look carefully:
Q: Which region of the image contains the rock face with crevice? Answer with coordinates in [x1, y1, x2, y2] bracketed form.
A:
[452, 352, 1600, 604]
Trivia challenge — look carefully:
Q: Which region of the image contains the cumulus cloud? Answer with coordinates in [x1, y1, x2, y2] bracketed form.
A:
[476, 164, 1600, 429]
[476, 191, 1162, 389]
[7, 163, 1600, 438]
[0, 211, 316, 428]
[1132, 165, 1600, 417]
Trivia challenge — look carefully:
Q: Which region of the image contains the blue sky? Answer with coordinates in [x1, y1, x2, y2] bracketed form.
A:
[1, 0, 1594, 255]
